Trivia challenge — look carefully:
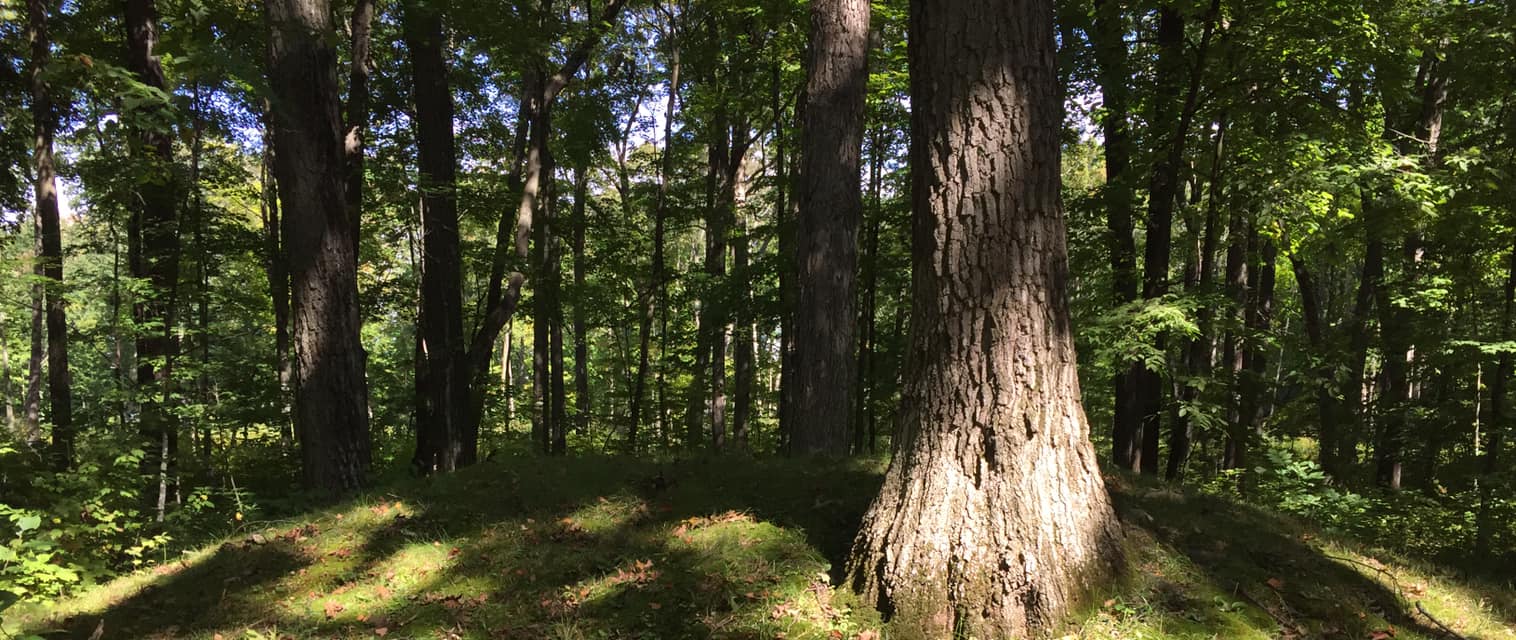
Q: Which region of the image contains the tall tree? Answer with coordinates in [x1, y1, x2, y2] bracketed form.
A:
[626, 28, 679, 451]
[1089, 0, 1141, 470]
[265, 0, 372, 494]
[845, 0, 1121, 632]
[125, 0, 182, 516]
[405, 0, 468, 473]
[344, 0, 375, 261]
[788, 0, 869, 456]
[27, 0, 71, 469]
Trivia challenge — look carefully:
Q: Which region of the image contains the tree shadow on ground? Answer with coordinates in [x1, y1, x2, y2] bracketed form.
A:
[1111, 481, 1480, 639]
[23, 455, 1516, 639]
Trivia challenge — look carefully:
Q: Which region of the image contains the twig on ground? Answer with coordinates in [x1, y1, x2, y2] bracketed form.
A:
[1416, 601, 1469, 640]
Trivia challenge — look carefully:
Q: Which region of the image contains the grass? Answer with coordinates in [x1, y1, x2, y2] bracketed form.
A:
[8, 453, 1516, 639]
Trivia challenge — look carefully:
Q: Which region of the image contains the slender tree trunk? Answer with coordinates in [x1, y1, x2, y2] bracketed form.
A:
[23, 211, 43, 445]
[344, 0, 375, 263]
[1168, 116, 1227, 480]
[847, 0, 1122, 632]
[466, 0, 626, 455]
[190, 80, 214, 465]
[126, 0, 182, 513]
[1343, 226, 1383, 472]
[1221, 207, 1249, 470]
[1090, 0, 1141, 470]
[789, 0, 869, 457]
[854, 126, 883, 455]
[405, 0, 469, 473]
[1242, 233, 1277, 446]
[773, 60, 795, 454]
[732, 203, 754, 452]
[265, 0, 372, 494]
[1, 319, 13, 434]
[260, 112, 293, 448]
[28, 0, 71, 469]
[549, 162, 568, 455]
[628, 45, 678, 450]
[1476, 239, 1515, 556]
[1293, 256, 1346, 479]
[1375, 237, 1418, 490]
[571, 164, 590, 434]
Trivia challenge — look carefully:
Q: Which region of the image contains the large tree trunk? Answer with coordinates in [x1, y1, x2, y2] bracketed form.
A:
[788, 0, 868, 457]
[265, 0, 372, 494]
[405, 0, 469, 473]
[846, 0, 1122, 633]
[1089, 0, 1141, 470]
[28, 0, 72, 469]
[125, 0, 182, 515]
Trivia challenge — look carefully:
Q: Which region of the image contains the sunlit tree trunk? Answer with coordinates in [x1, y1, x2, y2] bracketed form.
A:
[265, 0, 372, 494]
[847, 0, 1122, 632]
[789, 0, 868, 457]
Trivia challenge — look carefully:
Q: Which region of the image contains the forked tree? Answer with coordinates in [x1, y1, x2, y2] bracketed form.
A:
[845, 0, 1122, 634]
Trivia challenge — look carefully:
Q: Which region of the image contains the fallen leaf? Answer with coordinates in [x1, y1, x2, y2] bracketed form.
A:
[1266, 577, 1285, 590]
[324, 600, 345, 619]
[374, 628, 388, 637]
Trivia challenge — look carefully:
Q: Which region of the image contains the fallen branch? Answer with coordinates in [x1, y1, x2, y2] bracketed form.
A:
[1416, 601, 1469, 640]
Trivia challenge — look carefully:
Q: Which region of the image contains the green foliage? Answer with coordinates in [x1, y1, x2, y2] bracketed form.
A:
[1249, 449, 1373, 531]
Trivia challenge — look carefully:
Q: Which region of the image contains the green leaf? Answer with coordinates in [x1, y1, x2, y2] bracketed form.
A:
[15, 516, 40, 533]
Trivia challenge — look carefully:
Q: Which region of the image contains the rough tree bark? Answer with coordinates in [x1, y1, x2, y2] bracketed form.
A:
[846, 0, 1123, 633]
[405, 0, 469, 473]
[788, 0, 869, 457]
[265, 0, 372, 494]
[28, 0, 72, 469]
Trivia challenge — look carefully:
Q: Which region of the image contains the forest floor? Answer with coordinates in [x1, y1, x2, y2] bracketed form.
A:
[8, 454, 1516, 640]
